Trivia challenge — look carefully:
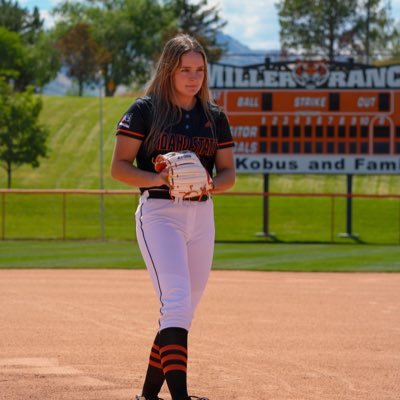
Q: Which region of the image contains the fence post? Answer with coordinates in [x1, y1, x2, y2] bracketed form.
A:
[62, 193, 66, 240]
[256, 174, 275, 238]
[100, 192, 105, 241]
[330, 195, 335, 243]
[339, 174, 359, 239]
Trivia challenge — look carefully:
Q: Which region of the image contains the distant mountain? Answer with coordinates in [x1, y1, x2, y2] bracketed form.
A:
[216, 32, 252, 54]
[42, 33, 279, 95]
[42, 67, 74, 96]
[42, 65, 100, 96]
[216, 32, 282, 65]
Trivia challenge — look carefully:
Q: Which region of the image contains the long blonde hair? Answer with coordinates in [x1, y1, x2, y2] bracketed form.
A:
[144, 34, 216, 151]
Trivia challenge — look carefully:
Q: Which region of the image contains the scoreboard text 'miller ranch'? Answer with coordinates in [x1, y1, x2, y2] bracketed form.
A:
[209, 60, 400, 174]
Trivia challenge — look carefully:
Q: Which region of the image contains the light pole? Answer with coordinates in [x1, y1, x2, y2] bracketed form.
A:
[98, 71, 105, 241]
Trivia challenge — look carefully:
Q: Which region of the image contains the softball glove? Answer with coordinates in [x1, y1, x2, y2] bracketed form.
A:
[153, 150, 214, 200]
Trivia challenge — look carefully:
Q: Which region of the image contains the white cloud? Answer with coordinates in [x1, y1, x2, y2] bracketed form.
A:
[41, 9, 57, 28]
[223, 11, 280, 49]
[391, 0, 400, 18]
[201, 0, 281, 49]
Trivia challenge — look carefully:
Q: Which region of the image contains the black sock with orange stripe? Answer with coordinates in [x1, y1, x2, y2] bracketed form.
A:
[142, 332, 165, 400]
[159, 327, 189, 400]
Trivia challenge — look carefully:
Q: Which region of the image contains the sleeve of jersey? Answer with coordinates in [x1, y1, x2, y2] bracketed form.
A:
[216, 111, 235, 150]
[115, 100, 147, 141]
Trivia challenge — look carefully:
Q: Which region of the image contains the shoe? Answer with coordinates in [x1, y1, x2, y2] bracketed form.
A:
[189, 397, 209, 400]
[135, 395, 164, 400]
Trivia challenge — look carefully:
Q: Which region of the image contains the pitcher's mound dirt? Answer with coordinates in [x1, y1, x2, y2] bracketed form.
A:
[0, 270, 399, 400]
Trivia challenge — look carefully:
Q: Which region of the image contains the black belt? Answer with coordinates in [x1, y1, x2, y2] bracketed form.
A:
[146, 190, 209, 202]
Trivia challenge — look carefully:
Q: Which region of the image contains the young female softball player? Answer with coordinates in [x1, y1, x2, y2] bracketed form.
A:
[111, 33, 235, 400]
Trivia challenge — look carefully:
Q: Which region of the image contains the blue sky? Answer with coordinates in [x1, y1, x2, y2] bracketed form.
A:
[22, 0, 400, 50]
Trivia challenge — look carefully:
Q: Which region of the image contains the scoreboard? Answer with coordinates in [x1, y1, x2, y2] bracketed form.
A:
[209, 60, 400, 174]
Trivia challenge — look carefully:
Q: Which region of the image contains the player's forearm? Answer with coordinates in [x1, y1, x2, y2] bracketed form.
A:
[212, 168, 236, 193]
[111, 160, 163, 188]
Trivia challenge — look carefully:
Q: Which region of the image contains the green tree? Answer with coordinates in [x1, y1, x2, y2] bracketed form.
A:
[276, 0, 396, 62]
[0, 79, 48, 188]
[25, 31, 61, 93]
[388, 21, 400, 61]
[0, 0, 43, 44]
[0, 26, 25, 80]
[351, 0, 396, 63]
[93, 0, 168, 96]
[165, 0, 227, 62]
[53, 0, 170, 96]
[277, 0, 358, 60]
[0, 0, 27, 34]
[56, 23, 103, 96]
[0, 0, 60, 91]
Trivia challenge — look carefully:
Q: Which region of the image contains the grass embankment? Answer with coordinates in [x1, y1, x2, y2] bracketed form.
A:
[0, 96, 399, 270]
[3, 95, 399, 194]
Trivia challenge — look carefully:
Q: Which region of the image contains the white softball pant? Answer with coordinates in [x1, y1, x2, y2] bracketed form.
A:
[135, 192, 215, 331]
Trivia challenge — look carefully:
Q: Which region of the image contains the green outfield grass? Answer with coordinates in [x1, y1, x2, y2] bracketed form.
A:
[1, 241, 400, 271]
[2, 191, 400, 243]
[1, 95, 399, 244]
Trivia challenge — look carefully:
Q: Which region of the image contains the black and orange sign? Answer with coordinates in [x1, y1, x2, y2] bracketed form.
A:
[209, 60, 400, 174]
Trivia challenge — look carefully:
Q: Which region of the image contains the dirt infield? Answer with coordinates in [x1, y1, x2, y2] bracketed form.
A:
[0, 270, 399, 400]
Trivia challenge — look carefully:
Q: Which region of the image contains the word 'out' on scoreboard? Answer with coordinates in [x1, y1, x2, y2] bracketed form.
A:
[209, 59, 400, 174]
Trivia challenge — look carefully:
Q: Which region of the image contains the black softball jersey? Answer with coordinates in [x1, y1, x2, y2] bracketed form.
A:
[116, 96, 234, 180]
